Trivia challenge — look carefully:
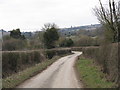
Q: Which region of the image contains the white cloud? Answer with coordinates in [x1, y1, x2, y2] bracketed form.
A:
[0, 0, 111, 31]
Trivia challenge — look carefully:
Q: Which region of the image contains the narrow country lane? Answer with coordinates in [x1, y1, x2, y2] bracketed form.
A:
[17, 51, 82, 88]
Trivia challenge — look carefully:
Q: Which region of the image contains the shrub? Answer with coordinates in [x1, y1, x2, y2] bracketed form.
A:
[45, 50, 56, 59]
[59, 38, 74, 47]
[45, 49, 71, 59]
[10, 29, 25, 40]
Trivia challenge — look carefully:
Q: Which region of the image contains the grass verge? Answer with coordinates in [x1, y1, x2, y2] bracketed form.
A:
[76, 57, 115, 88]
[2, 56, 60, 88]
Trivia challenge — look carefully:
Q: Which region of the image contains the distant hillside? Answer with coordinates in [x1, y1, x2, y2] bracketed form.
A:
[0, 24, 102, 38]
[59, 24, 102, 36]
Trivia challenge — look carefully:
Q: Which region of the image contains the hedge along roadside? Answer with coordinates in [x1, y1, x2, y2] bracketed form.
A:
[2, 48, 71, 78]
[2, 56, 60, 88]
[82, 43, 119, 87]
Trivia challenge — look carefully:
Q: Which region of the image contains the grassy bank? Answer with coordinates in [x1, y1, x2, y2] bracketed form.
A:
[82, 43, 119, 85]
[2, 56, 60, 88]
[76, 57, 115, 88]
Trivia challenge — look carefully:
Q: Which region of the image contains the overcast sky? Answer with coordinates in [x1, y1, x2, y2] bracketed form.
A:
[0, 0, 111, 32]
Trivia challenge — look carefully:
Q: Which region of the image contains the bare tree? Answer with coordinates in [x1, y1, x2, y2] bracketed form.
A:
[93, 0, 120, 42]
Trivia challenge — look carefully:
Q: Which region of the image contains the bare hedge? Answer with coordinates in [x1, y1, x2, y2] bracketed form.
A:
[2, 49, 71, 78]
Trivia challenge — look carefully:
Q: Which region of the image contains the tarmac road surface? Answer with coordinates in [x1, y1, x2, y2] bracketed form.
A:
[17, 51, 82, 88]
